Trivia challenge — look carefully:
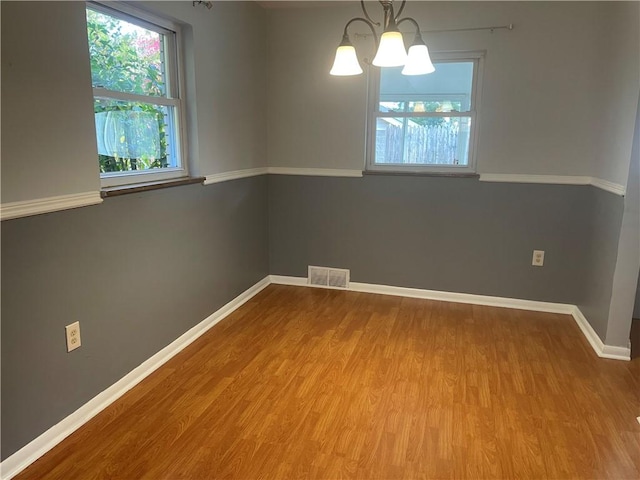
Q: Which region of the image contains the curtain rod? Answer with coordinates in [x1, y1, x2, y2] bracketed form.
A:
[354, 23, 514, 39]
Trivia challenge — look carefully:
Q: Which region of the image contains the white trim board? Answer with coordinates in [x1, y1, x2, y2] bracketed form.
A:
[203, 167, 363, 186]
[203, 167, 269, 185]
[267, 167, 363, 178]
[269, 275, 631, 361]
[205, 170, 623, 194]
[350, 281, 573, 314]
[0, 277, 271, 480]
[2, 173, 622, 222]
[0, 191, 103, 221]
[589, 177, 626, 197]
[205, 171, 626, 191]
[571, 307, 631, 361]
[478, 174, 626, 196]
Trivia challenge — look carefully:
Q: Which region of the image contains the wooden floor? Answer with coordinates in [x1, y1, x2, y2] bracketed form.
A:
[16, 285, 640, 479]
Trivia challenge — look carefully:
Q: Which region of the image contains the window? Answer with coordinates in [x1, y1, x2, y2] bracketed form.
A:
[86, 3, 186, 186]
[367, 52, 483, 174]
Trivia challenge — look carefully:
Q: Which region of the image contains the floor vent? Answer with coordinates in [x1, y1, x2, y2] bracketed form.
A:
[308, 266, 350, 289]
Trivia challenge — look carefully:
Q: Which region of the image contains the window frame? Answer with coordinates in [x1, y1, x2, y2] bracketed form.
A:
[366, 51, 485, 175]
[86, 1, 189, 187]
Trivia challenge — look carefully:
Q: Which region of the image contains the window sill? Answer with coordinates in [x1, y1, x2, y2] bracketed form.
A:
[100, 176, 205, 198]
[363, 170, 479, 179]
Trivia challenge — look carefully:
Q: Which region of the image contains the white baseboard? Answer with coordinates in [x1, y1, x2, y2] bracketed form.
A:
[571, 307, 631, 361]
[270, 274, 308, 286]
[350, 281, 574, 314]
[1, 191, 103, 221]
[270, 275, 631, 361]
[0, 276, 271, 480]
[271, 275, 572, 314]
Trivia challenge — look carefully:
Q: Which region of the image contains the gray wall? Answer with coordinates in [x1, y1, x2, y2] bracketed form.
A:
[1, 1, 100, 202]
[267, 2, 638, 184]
[594, 1, 640, 184]
[147, 1, 268, 176]
[0, 0, 269, 461]
[264, 0, 637, 348]
[0, 1, 268, 204]
[577, 188, 626, 341]
[1, 178, 269, 460]
[604, 92, 640, 346]
[1, 0, 637, 465]
[268, 175, 626, 343]
[268, 175, 612, 304]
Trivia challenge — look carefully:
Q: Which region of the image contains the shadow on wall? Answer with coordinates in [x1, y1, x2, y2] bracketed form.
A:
[632, 271, 640, 359]
[634, 270, 640, 319]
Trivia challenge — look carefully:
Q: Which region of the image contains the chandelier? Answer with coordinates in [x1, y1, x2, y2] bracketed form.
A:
[330, 0, 435, 76]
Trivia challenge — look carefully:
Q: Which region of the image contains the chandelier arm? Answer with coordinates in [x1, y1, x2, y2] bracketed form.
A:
[394, 0, 406, 22]
[360, 0, 381, 27]
[397, 16, 424, 42]
[379, 2, 395, 29]
[343, 17, 380, 50]
[396, 16, 420, 33]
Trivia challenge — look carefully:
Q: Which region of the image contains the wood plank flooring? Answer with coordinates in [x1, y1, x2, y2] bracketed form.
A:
[15, 285, 640, 479]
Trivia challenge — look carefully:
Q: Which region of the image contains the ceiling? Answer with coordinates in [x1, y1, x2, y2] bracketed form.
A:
[255, 1, 354, 9]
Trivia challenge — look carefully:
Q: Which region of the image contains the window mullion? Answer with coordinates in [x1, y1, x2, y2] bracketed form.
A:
[93, 88, 179, 107]
[376, 111, 473, 119]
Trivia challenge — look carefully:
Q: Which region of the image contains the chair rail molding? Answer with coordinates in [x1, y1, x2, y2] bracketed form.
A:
[1, 191, 103, 221]
[479, 174, 626, 196]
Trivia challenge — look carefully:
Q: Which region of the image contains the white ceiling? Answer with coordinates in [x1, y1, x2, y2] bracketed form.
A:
[255, 1, 354, 9]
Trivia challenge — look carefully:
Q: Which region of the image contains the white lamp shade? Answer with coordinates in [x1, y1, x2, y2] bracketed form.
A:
[330, 45, 363, 76]
[372, 31, 407, 67]
[401, 44, 435, 75]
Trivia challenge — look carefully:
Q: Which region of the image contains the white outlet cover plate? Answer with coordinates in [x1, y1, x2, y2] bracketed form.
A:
[532, 250, 545, 267]
[65, 321, 81, 352]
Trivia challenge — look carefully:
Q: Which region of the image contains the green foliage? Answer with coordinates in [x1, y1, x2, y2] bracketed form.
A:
[98, 153, 168, 172]
[87, 8, 170, 173]
[412, 101, 463, 127]
[87, 9, 164, 96]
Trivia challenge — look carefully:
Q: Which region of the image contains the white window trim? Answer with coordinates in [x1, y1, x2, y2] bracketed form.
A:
[87, 1, 189, 188]
[366, 50, 485, 175]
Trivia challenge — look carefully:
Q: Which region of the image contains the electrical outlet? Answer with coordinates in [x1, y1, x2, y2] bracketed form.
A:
[532, 250, 545, 267]
[65, 322, 81, 352]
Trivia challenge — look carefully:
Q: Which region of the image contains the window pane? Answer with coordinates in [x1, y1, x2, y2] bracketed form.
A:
[407, 100, 463, 113]
[375, 116, 471, 166]
[94, 98, 177, 173]
[375, 118, 405, 164]
[374, 61, 475, 168]
[380, 101, 406, 113]
[87, 8, 166, 97]
[379, 63, 474, 112]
